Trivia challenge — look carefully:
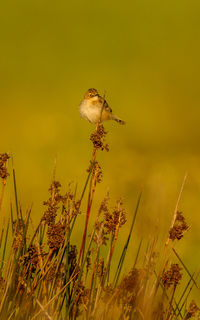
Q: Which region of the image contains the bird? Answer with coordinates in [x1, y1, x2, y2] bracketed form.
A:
[79, 88, 125, 125]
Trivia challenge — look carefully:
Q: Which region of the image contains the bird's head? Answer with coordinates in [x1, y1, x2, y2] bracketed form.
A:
[84, 88, 99, 100]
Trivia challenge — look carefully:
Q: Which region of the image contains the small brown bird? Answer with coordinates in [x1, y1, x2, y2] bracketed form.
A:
[79, 88, 125, 125]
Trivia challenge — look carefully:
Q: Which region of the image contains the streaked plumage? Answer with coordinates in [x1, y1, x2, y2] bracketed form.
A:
[79, 88, 125, 125]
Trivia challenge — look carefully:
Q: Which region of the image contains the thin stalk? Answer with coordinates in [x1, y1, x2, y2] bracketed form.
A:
[176, 279, 197, 318]
[87, 221, 105, 318]
[1, 219, 10, 269]
[172, 248, 198, 288]
[106, 233, 114, 284]
[79, 159, 96, 203]
[0, 182, 6, 212]
[78, 160, 97, 265]
[154, 173, 187, 299]
[65, 241, 71, 313]
[174, 274, 194, 316]
[113, 190, 142, 287]
[12, 168, 19, 219]
[166, 285, 177, 320]
[133, 238, 143, 268]
[10, 203, 14, 235]
[88, 249, 100, 317]
[0, 219, 5, 249]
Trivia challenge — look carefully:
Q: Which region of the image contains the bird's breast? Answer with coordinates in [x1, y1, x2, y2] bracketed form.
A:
[79, 100, 101, 124]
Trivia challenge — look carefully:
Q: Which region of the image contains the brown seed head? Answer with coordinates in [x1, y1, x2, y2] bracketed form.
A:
[104, 199, 126, 234]
[47, 221, 66, 252]
[20, 245, 45, 276]
[90, 124, 109, 151]
[185, 300, 199, 319]
[0, 153, 10, 181]
[169, 211, 189, 241]
[87, 160, 103, 184]
[161, 263, 182, 289]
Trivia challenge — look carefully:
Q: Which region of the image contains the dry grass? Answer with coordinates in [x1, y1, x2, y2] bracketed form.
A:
[0, 123, 199, 320]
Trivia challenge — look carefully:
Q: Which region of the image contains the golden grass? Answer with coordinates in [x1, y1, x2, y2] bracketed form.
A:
[0, 124, 199, 320]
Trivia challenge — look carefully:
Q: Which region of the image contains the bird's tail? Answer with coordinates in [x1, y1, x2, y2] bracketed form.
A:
[112, 115, 126, 125]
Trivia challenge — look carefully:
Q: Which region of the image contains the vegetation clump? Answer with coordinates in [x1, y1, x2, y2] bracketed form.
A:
[0, 124, 199, 319]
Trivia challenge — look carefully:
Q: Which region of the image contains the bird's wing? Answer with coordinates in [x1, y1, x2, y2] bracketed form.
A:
[103, 100, 112, 113]
[98, 96, 112, 113]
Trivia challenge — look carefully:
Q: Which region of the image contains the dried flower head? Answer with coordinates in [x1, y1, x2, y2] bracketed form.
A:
[12, 219, 24, 250]
[104, 199, 126, 234]
[0, 153, 10, 181]
[117, 268, 142, 318]
[43, 180, 71, 226]
[47, 221, 66, 252]
[86, 250, 92, 273]
[72, 281, 90, 317]
[98, 195, 110, 217]
[161, 263, 182, 289]
[185, 300, 199, 319]
[20, 245, 45, 277]
[97, 257, 105, 278]
[90, 124, 109, 151]
[0, 274, 6, 296]
[169, 211, 189, 241]
[87, 160, 103, 184]
[93, 221, 108, 246]
[119, 268, 140, 295]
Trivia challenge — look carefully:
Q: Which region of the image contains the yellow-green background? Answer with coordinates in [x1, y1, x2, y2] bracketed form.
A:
[1, 1, 200, 273]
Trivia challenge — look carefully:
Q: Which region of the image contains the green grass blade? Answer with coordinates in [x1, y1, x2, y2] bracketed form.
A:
[10, 203, 14, 235]
[172, 248, 198, 288]
[133, 238, 143, 268]
[12, 168, 19, 219]
[1, 219, 10, 269]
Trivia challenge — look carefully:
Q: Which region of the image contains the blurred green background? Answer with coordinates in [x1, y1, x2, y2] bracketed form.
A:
[1, 1, 200, 271]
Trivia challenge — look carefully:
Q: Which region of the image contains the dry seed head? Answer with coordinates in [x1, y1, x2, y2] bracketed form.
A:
[185, 300, 199, 319]
[86, 250, 92, 273]
[169, 211, 189, 241]
[0, 274, 6, 296]
[93, 221, 108, 246]
[12, 219, 24, 250]
[117, 268, 143, 318]
[43, 180, 72, 226]
[20, 245, 45, 276]
[90, 124, 109, 151]
[161, 263, 182, 289]
[104, 199, 126, 234]
[97, 257, 105, 278]
[119, 267, 140, 294]
[98, 194, 110, 217]
[93, 161, 103, 183]
[87, 160, 103, 184]
[72, 281, 90, 317]
[0, 153, 10, 181]
[47, 221, 66, 252]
